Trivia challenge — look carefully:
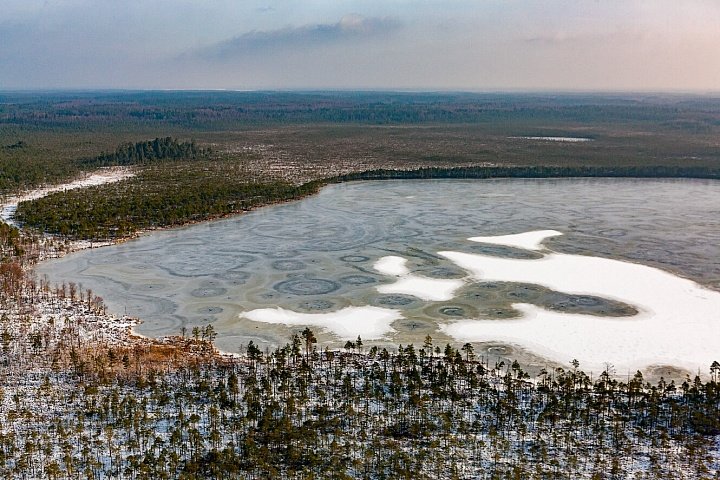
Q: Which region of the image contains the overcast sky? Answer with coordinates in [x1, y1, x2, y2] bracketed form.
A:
[1, 0, 719, 91]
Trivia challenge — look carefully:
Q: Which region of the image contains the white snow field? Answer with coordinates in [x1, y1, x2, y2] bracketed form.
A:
[240, 306, 402, 340]
[439, 230, 720, 373]
[374, 255, 466, 301]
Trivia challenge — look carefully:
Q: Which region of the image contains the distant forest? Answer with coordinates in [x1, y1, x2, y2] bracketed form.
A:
[3, 91, 720, 130]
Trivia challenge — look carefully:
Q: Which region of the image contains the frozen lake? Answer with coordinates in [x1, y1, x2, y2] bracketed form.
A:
[36, 178, 720, 373]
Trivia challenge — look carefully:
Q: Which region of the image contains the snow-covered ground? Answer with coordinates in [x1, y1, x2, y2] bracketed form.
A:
[0, 167, 134, 227]
[373, 255, 410, 276]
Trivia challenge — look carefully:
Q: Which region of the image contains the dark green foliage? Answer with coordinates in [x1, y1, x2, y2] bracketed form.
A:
[0, 135, 205, 194]
[0, 142, 84, 194]
[3, 140, 27, 149]
[16, 164, 324, 239]
[0, 222, 23, 259]
[80, 137, 207, 168]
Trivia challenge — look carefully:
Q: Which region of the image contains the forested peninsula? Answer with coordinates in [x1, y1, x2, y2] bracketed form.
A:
[15, 161, 720, 241]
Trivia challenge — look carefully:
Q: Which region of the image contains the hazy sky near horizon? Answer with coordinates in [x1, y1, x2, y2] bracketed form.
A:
[1, 0, 719, 91]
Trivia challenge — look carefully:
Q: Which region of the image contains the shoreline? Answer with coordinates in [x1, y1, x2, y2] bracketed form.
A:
[9, 169, 720, 373]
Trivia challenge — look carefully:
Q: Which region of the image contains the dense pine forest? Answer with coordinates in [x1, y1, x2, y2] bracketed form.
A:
[80, 137, 207, 168]
[3, 91, 720, 129]
[336, 165, 720, 181]
[3, 329, 720, 478]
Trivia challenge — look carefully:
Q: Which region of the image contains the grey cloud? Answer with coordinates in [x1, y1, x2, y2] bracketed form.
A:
[194, 15, 401, 60]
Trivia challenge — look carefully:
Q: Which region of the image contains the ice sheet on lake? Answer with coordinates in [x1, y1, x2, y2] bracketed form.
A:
[439, 234, 720, 374]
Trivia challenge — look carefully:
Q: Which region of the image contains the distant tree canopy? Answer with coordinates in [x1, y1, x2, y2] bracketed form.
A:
[80, 137, 208, 167]
[4, 90, 720, 130]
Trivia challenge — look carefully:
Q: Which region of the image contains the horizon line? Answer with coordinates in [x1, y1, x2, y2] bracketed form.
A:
[2, 87, 720, 97]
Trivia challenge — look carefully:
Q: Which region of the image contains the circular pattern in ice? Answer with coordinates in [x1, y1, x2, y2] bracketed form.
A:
[340, 275, 377, 285]
[190, 287, 228, 298]
[374, 295, 416, 306]
[271, 260, 306, 271]
[439, 306, 467, 317]
[274, 278, 341, 296]
[340, 255, 370, 263]
[298, 300, 335, 311]
[215, 270, 251, 283]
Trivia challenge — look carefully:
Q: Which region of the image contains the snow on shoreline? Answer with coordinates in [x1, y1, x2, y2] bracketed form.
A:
[0, 167, 134, 227]
[438, 231, 720, 374]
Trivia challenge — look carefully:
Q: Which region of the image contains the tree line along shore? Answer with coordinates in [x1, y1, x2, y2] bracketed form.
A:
[10, 136, 720, 241]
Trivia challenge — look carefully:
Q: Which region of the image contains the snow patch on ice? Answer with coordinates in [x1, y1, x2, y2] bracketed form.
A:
[239, 306, 402, 340]
[439, 241, 720, 373]
[374, 255, 465, 301]
[374, 256, 410, 276]
[468, 230, 562, 251]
